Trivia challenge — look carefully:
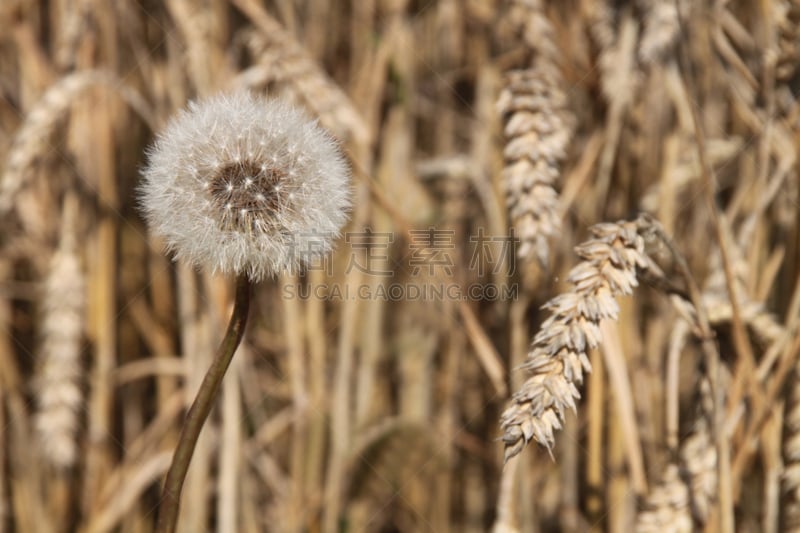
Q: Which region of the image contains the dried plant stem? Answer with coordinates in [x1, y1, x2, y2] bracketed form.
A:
[608, 400, 634, 531]
[156, 275, 252, 533]
[0, 260, 50, 533]
[665, 318, 690, 451]
[599, 320, 647, 494]
[762, 403, 782, 533]
[84, 452, 173, 533]
[676, 16, 754, 375]
[459, 302, 507, 397]
[0, 379, 5, 533]
[323, 268, 363, 533]
[147, 251, 179, 414]
[282, 271, 307, 531]
[218, 350, 243, 533]
[674, 6, 748, 527]
[304, 269, 327, 503]
[594, 15, 638, 216]
[732, 330, 800, 488]
[649, 220, 732, 533]
[585, 346, 605, 527]
[492, 294, 530, 533]
[82, 87, 117, 511]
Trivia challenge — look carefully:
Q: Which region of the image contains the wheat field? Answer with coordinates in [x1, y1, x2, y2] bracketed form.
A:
[1, 0, 799, 532]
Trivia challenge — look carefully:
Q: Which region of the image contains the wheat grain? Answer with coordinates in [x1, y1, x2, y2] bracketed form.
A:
[235, 6, 369, 146]
[497, 0, 574, 267]
[500, 216, 659, 460]
[34, 197, 85, 469]
[1, 72, 96, 215]
[636, 378, 718, 532]
[635, 465, 693, 533]
[638, 0, 679, 64]
[700, 228, 785, 346]
[635, 422, 717, 532]
[1, 70, 154, 216]
[776, 0, 800, 82]
[587, 0, 616, 53]
[783, 345, 800, 530]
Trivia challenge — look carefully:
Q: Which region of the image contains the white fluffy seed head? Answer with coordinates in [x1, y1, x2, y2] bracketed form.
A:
[139, 92, 351, 281]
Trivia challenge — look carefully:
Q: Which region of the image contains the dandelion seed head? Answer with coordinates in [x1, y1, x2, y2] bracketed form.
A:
[139, 91, 351, 280]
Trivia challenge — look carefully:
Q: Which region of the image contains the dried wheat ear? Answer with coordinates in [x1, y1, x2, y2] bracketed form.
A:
[636, 377, 718, 533]
[498, 0, 574, 267]
[501, 216, 661, 461]
[35, 197, 85, 469]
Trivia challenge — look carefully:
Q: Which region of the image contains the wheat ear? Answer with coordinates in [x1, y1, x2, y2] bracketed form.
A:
[638, 0, 679, 64]
[776, 0, 800, 82]
[497, 0, 574, 267]
[636, 379, 718, 532]
[500, 215, 659, 461]
[35, 193, 85, 469]
[1, 70, 153, 216]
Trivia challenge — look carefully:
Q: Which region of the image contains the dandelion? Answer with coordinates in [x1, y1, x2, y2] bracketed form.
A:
[140, 91, 350, 533]
[139, 91, 350, 281]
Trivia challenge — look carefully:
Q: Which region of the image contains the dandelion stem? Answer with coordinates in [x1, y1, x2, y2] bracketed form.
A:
[156, 274, 251, 533]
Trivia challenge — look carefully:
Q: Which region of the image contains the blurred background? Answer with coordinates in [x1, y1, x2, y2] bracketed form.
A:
[1, 0, 799, 531]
